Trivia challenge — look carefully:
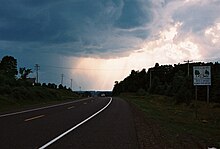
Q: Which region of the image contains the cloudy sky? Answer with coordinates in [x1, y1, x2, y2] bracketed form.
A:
[0, 0, 220, 90]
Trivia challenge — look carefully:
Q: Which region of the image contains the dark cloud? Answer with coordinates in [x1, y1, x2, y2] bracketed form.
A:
[1, 0, 219, 90]
[0, 0, 152, 58]
[0, 0, 69, 42]
[114, 0, 152, 29]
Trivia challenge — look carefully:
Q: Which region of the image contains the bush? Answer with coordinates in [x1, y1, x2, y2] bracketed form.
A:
[58, 84, 64, 89]
[0, 85, 12, 95]
[34, 83, 41, 86]
[11, 86, 32, 100]
[175, 86, 192, 105]
[137, 88, 147, 96]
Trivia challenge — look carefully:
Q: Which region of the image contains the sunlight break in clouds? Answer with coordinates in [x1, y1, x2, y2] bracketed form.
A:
[68, 58, 132, 91]
[140, 22, 201, 63]
[65, 0, 220, 90]
[69, 22, 201, 90]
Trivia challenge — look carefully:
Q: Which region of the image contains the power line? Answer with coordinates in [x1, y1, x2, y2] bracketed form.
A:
[194, 57, 220, 62]
[40, 65, 130, 71]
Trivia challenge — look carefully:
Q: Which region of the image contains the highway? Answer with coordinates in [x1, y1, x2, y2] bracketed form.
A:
[0, 97, 138, 149]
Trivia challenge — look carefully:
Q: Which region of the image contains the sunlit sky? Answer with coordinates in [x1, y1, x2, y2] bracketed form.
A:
[0, 0, 220, 91]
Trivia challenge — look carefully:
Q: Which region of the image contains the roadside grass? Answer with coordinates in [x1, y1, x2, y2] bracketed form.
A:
[0, 86, 80, 113]
[121, 93, 220, 147]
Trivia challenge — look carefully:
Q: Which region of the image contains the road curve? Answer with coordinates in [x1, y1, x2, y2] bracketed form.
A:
[0, 97, 138, 149]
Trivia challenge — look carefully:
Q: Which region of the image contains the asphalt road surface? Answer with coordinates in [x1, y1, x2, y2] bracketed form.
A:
[0, 97, 138, 149]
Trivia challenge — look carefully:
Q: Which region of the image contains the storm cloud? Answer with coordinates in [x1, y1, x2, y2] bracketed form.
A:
[1, 0, 220, 90]
[0, 0, 152, 57]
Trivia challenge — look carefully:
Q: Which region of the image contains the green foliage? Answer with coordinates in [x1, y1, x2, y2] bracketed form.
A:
[113, 69, 148, 95]
[47, 83, 57, 89]
[149, 76, 160, 94]
[0, 85, 11, 95]
[137, 88, 147, 96]
[11, 87, 31, 100]
[19, 67, 32, 79]
[113, 62, 219, 103]
[0, 56, 18, 78]
[58, 84, 64, 89]
[124, 94, 220, 147]
[0, 55, 78, 109]
[42, 83, 47, 87]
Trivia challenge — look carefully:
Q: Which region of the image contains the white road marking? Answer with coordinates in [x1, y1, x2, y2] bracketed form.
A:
[38, 97, 112, 149]
[0, 98, 92, 118]
[67, 106, 75, 110]
[25, 115, 45, 122]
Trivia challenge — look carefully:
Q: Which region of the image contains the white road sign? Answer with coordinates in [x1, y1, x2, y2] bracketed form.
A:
[193, 66, 211, 86]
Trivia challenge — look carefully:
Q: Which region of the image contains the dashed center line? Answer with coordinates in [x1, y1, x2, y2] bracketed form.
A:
[38, 97, 112, 149]
[67, 106, 75, 110]
[83, 102, 87, 104]
[24, 115, 45, 122]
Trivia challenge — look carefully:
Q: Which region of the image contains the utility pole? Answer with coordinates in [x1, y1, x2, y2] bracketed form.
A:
[35, 64, 40, 83]
[70, 79, 73, 90]
[61, 74, 64, 85]
[149, 69, 154, 89]
[184, 60, 193, 77]
[149, 70, 152, 88]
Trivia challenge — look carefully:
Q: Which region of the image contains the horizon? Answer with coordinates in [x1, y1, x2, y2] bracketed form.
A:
[0, 54, 219, 91]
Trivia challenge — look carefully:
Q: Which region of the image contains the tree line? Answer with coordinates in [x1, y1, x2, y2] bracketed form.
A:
[112, 62, 220, 103]
[0, 55, 73, 101]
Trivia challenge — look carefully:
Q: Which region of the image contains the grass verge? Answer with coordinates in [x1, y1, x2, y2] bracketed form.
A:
[121, 93, 220, 148]
[0, 86, 80, 113]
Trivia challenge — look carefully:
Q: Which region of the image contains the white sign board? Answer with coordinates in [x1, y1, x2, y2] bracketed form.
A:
[193, 66, 211, 86]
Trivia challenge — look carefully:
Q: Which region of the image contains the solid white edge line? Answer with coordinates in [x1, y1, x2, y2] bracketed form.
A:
[38, 97, 112, 149]
[0, 98, 92, 118]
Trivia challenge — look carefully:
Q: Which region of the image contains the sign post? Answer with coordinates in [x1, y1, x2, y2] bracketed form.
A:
[193, 66, 211, 103]
[193, 66, 211, 86]
[195, 85, 198, 118]
[207, 86, 210, 104]
[193, 66, 211, 118]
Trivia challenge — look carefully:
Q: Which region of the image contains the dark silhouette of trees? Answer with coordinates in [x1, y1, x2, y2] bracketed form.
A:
[0, 56, 18, 87]
[19, 67, 32, 79]
[58, 84, 64, 89]
[0, 55, 72, 96]
[83, 91, 92, 97]
[0, 55, 76, 102]
[48, 83, 57, 89]
[0, 56, 18, 78]
[113, 62, 220, 103]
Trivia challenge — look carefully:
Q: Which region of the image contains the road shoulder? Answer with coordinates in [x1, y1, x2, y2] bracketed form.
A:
[127, 100, 206, 149]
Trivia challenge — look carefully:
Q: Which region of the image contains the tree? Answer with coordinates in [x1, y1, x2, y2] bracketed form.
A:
[58, 84, 64, 89]
[155, 63, 159, 68]
[19, 67, 32, 79]
[0, 56, 18, 78]
[48, 83, 57, 89]
[42, 83, 47, 87]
